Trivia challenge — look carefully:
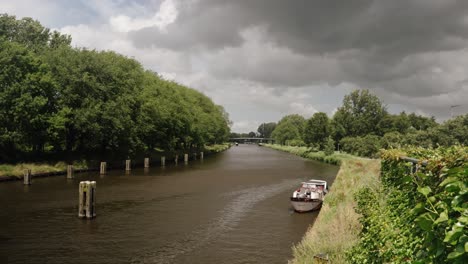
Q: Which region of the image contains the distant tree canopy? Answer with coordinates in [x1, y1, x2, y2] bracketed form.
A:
[271, 114, 305, 145]
[270, 89, 467, 157]
[257, 122, 276, 138]
[304, 112, 330, 150]
[0, 14, 230, 162]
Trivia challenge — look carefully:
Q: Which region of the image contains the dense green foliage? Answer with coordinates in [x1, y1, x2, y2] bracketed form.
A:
[304, 112, 330, 150]
[348, 147, 468, 263]
[257, 122, 276, 138]
[270, 89, 467, 157]
[271, 114, 306, 145]
[0, 14, 230, 162]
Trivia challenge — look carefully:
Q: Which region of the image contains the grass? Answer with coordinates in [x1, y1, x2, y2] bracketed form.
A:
[0, 144, 231, 179]
[264, 144, 381, 264]
[0, 162, 89, 179]
[264, 144, 357, 165]
[204, 143, 232, 153]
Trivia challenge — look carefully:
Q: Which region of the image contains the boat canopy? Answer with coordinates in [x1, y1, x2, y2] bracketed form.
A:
[301, 180, 327, 190]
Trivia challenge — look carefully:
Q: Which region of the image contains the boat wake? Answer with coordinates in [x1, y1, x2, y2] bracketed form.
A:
[134, 179, 298, 264]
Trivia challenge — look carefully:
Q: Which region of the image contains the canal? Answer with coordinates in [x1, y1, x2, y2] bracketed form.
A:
[0, 145, 339, 264]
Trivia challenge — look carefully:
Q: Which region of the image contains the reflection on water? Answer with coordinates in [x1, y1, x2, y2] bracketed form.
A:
[0, 145, 338, 264]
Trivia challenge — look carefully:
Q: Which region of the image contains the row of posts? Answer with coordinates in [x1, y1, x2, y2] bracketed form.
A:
[22, 152, 205, 185]
[23, 152, 205, 220]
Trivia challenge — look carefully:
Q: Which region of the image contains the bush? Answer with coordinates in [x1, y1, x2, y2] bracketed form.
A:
[324, 137, 335, 156]
[348, 146, 468, 263]
[339, 135, 381, 158]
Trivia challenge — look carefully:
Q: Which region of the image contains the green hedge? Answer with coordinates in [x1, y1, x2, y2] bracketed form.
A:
[348, 146, 467, 263]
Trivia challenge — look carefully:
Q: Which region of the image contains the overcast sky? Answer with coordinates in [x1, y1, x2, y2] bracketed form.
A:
[2, 0, 467, 132]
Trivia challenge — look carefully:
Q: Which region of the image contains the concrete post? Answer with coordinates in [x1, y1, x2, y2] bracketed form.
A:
[125, 160, 131, 171]
[174, 155, 179, 164]
[78, 181, 96, 219]
[184, 154, 189, 164]
[200, 152, 204, 159]
[67, 165, 74, 179]
[100, 162, 107, 174]
[193, 153, 197, 160]
[161, 156, 166, 167]
[23, 169, 32, 185]
[144, 158, 149, 168]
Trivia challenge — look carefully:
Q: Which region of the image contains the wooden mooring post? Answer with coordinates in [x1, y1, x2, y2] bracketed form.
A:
[161, 156, 166, 167]
[23, 169, 32, 185]
[184, 154, 189, 164]
[100, 162, 107, 174]
[67, 165, 74, 179]
[200, 152, 204, 160]
[174, 154, 179, 165]
[144, 158, 149, 168]
[125, 160, 131, 171]
[78, 181, 96, 219]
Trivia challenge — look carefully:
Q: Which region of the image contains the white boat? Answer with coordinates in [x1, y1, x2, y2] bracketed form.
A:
[290, 180, 328, 212]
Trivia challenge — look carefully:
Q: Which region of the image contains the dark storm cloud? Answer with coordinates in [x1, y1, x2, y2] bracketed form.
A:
[128, 0, 468, 118]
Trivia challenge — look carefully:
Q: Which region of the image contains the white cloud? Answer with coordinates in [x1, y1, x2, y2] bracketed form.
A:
[109, 0, 178, 32]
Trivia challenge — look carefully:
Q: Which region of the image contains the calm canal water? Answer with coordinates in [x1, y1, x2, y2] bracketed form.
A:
[0, 145, 338, 264]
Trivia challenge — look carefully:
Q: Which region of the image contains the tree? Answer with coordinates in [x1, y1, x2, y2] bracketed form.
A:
[257, 122, 276, 138]
[271, 114, 305, 145]
[407, 113, 438, 130]
[0, 39, 56, 157]
[333, 89, 387, 139]
[324, 137, 335, 156]
[304, 112, 330, 149]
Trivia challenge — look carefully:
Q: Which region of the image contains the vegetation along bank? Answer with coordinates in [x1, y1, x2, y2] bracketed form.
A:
[265, 144, 467, 264]
[0, 14, 231, 175]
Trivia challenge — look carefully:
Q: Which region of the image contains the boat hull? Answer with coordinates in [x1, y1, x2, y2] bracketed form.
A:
[290, 198, 322, 212]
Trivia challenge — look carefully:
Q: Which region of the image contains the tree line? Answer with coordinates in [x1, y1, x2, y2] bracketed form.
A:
[0, 14, 230, 162]
[263, 90, 466, 157]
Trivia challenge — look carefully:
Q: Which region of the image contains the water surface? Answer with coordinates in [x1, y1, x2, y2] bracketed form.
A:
[0, 145, 338, 264]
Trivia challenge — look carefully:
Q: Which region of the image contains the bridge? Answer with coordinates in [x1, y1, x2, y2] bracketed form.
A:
[230, 138, 275, 144]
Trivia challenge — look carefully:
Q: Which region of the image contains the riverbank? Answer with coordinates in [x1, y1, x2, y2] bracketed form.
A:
[0, 143, 231, 181]
[264, 144, 380, 263]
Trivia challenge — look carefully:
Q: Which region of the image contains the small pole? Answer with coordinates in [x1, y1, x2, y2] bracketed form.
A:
[23, 169, 32, 185]
[78, 182, 86, 218]
[161, 156, 166, 167]
[175, 154, 179, 165]
[184, 154, 188, 164]
[144, 158, 149, 168]
[200, 152, 204, 159]
[87, 181, 96, 218]
[67, 165, 74, 179]
[193, 153, 197, 160]
[125, 160, 131, 171]
[79, 181, 96, 219]
[100, 162, 107, 175]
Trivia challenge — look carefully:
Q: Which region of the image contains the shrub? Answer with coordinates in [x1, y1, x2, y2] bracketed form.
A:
[324, 137, 335, 156]
[348, 146, 468, 263]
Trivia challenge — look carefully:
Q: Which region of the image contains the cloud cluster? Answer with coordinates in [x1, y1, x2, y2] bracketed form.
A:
[3, 0, 468, 131]
[127, 0, 468, 121]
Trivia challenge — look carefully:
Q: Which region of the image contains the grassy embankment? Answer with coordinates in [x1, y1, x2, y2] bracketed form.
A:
[264, 144, 380, 263]
[0, 143, 232, 179]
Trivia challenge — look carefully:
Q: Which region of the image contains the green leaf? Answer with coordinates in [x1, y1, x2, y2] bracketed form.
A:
[418, 186, 432, 196]
[435, 211, 448, 224]
[402, 175, 412, 183]
[452, 195, 464, 207]
[439, 177, 458, 186]
[444, 222, 464, 244]
[447, 251, 464, 260]
[412, 202, 426, 214]
[415, 213, 433, 231]
[465, 242, 468, 253]
[445, 183, 461, 193]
